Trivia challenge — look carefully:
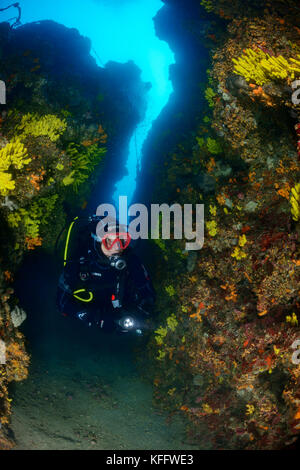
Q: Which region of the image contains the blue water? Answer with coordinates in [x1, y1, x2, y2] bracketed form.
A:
[14, 0, 175, 206]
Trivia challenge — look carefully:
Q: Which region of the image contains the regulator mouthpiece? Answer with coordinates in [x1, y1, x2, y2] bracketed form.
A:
[109, 255, 127, 270]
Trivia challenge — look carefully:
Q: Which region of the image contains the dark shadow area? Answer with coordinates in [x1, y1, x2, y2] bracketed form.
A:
[133, 1, 212, 206]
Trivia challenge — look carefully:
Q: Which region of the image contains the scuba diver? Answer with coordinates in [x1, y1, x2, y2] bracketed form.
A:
[56, 215, 156, 335]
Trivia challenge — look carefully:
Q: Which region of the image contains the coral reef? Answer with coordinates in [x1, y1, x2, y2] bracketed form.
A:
[17, 113, 67, 142]
[0, 19, 148, 448]
[290, 182, 300, 221]
[141, 0, 300, 450]
[0, 281, 29, 448]
[233, 49, 300, 85]
[0, 140, 31, 196]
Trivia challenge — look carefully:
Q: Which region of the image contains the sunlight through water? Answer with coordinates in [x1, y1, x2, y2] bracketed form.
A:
[18, 0, 175, 208]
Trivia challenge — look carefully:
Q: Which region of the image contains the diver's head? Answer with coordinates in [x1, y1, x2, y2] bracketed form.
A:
[96, 220, 131, 259]
[101, 231, 125, 257]
[92, 217, 131, 266]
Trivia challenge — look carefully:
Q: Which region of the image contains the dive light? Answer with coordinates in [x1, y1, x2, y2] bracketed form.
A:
[116, 315, 142, 335]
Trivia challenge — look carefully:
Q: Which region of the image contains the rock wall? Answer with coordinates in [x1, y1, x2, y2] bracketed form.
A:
[133, 0, 213, 206]
[0, 19, 149, 448]
[141, 0, 300, 450]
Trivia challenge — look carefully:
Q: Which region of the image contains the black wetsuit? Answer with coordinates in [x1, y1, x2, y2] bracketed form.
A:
[56, 237, 155, 332]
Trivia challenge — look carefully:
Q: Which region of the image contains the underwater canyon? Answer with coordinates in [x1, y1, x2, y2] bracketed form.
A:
[0, 0, 300, 451]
